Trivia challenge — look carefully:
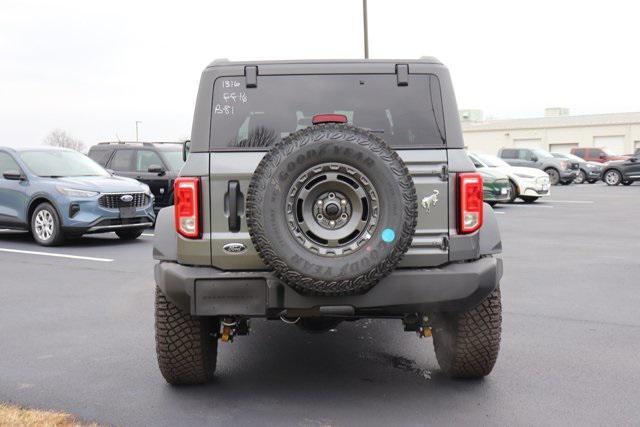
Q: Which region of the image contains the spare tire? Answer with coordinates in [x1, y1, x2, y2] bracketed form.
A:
[246, 123, 417, 296]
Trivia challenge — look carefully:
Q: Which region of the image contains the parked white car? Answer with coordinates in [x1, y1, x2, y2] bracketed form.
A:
[469, 153, 551, 203]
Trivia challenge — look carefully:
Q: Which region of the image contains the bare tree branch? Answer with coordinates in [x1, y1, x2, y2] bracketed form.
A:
[43, 129, 86, 152]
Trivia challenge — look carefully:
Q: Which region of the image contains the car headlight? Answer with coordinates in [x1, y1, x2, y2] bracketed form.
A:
[140, 184, 152, 196]
[56, 187, 99, 198]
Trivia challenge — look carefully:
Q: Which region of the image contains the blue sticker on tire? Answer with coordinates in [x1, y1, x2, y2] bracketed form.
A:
[381, 228, 395, 243]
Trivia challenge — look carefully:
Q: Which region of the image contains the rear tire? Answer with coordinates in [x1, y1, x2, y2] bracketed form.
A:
[507, 181, 518, 203]
[432, 287, 502, 378]
[519, 196, 539, 203]
[603, 169, 622, 186]
[115, 229, 143, 240]
[30, 203, 65, 246]
[155, 287, 219, 385]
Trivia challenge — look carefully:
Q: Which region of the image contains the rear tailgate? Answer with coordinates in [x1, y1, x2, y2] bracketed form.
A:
[208, 150, 449, 270]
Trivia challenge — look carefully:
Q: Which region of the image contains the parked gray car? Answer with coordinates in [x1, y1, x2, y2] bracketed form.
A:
[152, 58, 504, 385]
[498, 147, 579, 185]
[551, 152, 602, 184]
[0, 147, 155, 246]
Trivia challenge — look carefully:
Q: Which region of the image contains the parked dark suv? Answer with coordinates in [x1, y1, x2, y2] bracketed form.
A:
[88, 142, 185, 211]
[498, 147, 579, 185]
[152, 58, 504, 385]
[601, 154, 640, 186]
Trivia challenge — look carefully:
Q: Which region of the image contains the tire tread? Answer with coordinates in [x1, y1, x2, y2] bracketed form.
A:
[154, 287, 218, 385]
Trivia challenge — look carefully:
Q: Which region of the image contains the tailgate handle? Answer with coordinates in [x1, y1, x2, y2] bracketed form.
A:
[226, 181, 243, 232]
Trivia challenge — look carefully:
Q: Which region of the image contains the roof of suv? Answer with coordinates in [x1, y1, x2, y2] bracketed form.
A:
[205, 57, 442, 69]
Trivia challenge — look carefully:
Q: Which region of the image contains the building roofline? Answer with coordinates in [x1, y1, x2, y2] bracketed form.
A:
[462, 111, 640, 132]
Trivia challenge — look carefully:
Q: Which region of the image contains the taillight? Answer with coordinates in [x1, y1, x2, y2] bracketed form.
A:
[174, 177, 200, 238]
[312, 113, 348, 125]
[458, 172, 483, 234]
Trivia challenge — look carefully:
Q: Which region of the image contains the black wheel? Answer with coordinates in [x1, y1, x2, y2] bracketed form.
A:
[115, 229, 143, 240]
[574, 170, 586, 184]
[155, 287, 219, 385]
[519, 196, 539, 203]
[507, 181, 518, 203]
[432, 286, 502, 378]
[30, 203, 65, 246]
[603, 169, 622, 186]
[622, 181, 633, 186]
[487, 201, 497, 207]
[544, 168, 560, 185]
[246, 123, 417, 296]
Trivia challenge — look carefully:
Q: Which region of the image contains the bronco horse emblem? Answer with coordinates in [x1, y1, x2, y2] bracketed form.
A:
[421, 189, 440, 214]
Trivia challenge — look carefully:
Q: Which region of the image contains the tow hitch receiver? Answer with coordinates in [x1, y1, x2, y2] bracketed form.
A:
[219, 317, 250, 342]
[403, 314, 432, 338]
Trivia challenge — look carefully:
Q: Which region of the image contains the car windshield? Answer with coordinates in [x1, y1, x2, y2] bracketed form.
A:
[158, 147, 185, 171]
[476, 154, 510, 168]
[19, 150, 109, 177]
[532, 149, 554, 159]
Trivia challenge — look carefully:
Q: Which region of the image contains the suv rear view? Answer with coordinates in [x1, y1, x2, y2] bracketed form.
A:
[152, 59, 504, 385]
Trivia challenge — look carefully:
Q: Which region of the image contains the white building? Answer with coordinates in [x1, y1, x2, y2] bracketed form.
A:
[461, 108, 640, 155]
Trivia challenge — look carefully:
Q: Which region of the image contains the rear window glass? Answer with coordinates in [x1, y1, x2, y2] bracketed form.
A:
[210, 74, 446, 150]
[88, 149, 113, 166]
[500, 149, 517, 159]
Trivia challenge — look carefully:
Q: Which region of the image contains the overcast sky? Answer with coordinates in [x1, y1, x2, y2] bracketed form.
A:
[2, 0, 639, 147]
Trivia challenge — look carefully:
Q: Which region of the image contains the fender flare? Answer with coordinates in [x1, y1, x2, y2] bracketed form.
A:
[152, 206, 178, 261]
[479, 202, 502, 255]
[26, 194, 64, 227]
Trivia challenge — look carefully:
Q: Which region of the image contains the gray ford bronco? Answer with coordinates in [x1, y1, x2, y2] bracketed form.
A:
[153, 58, 503, 385]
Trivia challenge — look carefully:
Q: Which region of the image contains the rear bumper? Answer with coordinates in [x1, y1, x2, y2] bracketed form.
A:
[154, 256, 503, 317]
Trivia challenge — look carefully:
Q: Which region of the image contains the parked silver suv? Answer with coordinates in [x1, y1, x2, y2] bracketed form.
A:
[498, 147, 579, 185]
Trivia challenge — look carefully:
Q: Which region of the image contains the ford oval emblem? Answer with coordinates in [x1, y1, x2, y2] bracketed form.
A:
[120, 194, 134, 203]
[223, 243, 247, 254]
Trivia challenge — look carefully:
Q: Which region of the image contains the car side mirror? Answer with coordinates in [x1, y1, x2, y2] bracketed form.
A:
[2, 170, 25, 181]
[599, 154, 607, 159]
[148, 164, 165, 175]
[182, 140, 191, 162]
[530, 156, 538, 162]
[630, 157, 638, 163]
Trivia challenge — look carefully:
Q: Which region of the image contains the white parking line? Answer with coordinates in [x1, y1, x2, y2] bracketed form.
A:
[544, 200, 595, 204]
[142, 233, 155, 237]
[0, 248, 113, 262]
[494, 211, 506, 215]
[507, 204, 554, 208]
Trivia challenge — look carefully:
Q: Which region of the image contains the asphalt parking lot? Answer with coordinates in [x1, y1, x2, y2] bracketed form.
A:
[1, 183, 639, 426]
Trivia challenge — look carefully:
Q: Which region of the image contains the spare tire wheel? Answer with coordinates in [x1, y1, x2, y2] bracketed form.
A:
[246, 123, 417, 296]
